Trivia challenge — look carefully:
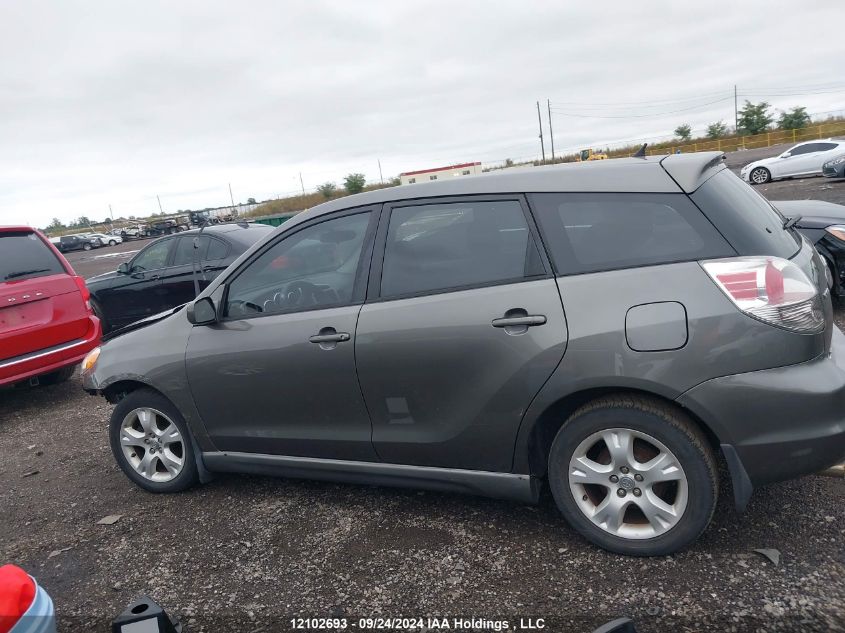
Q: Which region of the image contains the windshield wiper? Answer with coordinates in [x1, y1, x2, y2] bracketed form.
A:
[4, 268, 50, 280]
[783, 215, 801, 230]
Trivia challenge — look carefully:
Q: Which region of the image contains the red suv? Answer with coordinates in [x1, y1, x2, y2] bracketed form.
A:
[1, 226, 101, 387]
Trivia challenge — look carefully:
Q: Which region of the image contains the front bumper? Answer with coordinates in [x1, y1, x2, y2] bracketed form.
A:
[822, 163, 845, 178]
[677, 327, 845, 507]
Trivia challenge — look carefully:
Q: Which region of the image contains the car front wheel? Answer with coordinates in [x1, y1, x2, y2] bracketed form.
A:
[548, 395, 718, 556]
[109, 389, 199, 493]
[108, 239, 117, 246]
[83, 242, 92, 251]
[749, 166, 771, 185]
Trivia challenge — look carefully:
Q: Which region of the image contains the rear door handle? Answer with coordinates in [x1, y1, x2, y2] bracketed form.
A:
[309, 332, 350, 343]
[492, 315, 547, 328]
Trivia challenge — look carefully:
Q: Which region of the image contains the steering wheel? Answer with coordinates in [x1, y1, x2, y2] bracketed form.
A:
[227, 299, 264, 318]
[282, 280, 324, 309]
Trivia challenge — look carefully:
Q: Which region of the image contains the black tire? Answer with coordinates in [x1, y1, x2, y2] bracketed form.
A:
[108, 239, 117, 246]
[39, 365, 76, 385]
[109, 389, 199, 493]
[548, 395, 718, 556]
[749, 166, 771, 185]
[83, 242, 92, 251]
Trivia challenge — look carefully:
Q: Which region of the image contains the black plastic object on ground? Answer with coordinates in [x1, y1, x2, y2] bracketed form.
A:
[592, 618, 638, 633]
[111, 595, 183, 633]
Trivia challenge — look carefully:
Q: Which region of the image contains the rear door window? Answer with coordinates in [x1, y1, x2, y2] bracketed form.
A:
[0, 231, 65, 282]
[379, 199, 545, 298]
[528, 193, 734, 275]
[690, 169, 801, 259]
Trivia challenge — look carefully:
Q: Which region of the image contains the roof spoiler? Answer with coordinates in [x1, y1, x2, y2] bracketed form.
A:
[659, 151, 726, 193]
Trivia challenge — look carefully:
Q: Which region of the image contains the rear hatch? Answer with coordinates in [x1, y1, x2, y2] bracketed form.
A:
[691, 170, 833, 354]
[0, 230, 91, 361]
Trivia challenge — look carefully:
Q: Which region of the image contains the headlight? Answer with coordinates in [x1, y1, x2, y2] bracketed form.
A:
[824, 156, 845, 167]
[82, 347, 100, 373]
[825, 225, 845, 242]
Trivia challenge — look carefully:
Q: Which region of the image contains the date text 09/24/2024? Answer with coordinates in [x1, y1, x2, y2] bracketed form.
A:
[289, 617, 547, 630]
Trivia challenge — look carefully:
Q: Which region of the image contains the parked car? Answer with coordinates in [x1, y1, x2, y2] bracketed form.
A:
[82, 153, 845, 556]
[740, 139, 845, 184]
[1, 226, 101, 387]
[85, 223, 272, 333]
[822, 153, 845, 179]
[773, 199, 845, 296]
[84, 232, 122, 247]
[56, 234, 100, 253]
[117, 226, 144, 240]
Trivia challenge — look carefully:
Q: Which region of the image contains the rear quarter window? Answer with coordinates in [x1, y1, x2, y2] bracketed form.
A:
[528, 192, 734, 275]
[690, 169, 801, 259]
[0, 231, 66, 282]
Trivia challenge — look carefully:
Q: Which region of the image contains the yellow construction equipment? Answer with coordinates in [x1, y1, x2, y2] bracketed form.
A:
[576, 148, 608, 161]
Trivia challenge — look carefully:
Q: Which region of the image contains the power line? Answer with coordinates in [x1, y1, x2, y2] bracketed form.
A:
[551, 96, 733, 119]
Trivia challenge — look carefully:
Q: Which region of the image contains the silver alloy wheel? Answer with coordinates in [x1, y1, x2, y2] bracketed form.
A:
[750, 167, 770, 184]
[569, 428, 688, 539]
[119, 407, 185, 482]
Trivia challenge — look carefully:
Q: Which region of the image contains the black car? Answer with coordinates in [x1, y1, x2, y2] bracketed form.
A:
[86, 223, 272, 332]
[774, 199, 845, 296]
[57, 234, 100, 253]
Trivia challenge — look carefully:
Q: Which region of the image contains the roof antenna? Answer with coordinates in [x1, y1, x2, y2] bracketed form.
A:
[633, 143, 648, 158]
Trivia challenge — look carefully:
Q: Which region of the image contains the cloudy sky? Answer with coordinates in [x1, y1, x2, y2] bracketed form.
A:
[2, 0, 844, 228]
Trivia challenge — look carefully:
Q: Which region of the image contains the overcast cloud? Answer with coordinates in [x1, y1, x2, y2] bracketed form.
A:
[1, 0, 844, 227]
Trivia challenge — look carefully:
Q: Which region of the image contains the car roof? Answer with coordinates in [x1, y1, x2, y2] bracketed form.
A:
[177, 222, 273, 246]
[289, 152, 726, 227]
[0, 225, 38, 233]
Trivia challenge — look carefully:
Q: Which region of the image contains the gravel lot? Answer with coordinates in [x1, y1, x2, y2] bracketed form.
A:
[2, 165, 844, 633]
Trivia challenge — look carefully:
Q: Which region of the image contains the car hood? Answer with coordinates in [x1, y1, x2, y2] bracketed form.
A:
[102, 304, 187, 342]
[84, 270, 119, 289]
[773, 200, 845, 229]
[741, 156, 780, 172]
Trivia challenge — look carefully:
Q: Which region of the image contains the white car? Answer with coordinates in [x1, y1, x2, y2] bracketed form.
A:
[84, 232, 122, 246]
[740, 139, 845, 185]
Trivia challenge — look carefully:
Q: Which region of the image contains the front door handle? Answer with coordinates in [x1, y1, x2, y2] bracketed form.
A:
[309, 332, 350, 343]
[309, 327, 350, 350]
[492, 315, 547, 328]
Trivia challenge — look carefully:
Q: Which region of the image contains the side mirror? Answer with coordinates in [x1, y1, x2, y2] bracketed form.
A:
[187, 296, 217, 325]
[117, 262, 130, 274]
[780, 153, 791, 159]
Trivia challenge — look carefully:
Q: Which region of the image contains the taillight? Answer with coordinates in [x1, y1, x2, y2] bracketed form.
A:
[72, 275, 91, 310]
[701, 256, 824, 333]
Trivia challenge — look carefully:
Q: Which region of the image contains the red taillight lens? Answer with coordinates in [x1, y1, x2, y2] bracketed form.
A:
[72, 275, 91, 309]
[702, 256, 824, 333]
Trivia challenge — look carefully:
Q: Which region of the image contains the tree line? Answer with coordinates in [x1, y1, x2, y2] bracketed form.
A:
[673, 102, 813, 142]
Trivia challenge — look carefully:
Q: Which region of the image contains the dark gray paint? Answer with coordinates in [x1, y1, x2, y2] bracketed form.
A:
[625, 301, 688, 352]
[81, 152, 845, 511]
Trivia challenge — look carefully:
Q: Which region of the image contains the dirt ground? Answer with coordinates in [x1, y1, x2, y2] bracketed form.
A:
[3, 164, 845, 633]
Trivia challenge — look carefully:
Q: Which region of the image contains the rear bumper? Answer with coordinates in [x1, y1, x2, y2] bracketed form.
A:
[677, 327, 845, 507]
[0, 315, 101, 386]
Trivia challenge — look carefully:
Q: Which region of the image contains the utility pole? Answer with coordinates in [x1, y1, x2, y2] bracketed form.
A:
[734, 84, 739, 134]
[108, 204, 114, 221]
[228, 183, 236, 213]
[378, 159, 384, 185]
[156, 195, 164, 215]
[299, 172, 305, 195]
[547, 99, 555, 162]
[536, 101, 546, 163]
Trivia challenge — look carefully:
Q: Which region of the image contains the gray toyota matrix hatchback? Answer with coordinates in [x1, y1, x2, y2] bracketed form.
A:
[82, 152, 845, 556]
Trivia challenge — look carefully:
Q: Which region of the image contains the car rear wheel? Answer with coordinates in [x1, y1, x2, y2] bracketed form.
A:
[548, 395, 718, 556]
[109, 389, 199, 493]
[83, 242, 92, 251]
[749, 166, 771, 185]
[108, 239, 117, 246]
